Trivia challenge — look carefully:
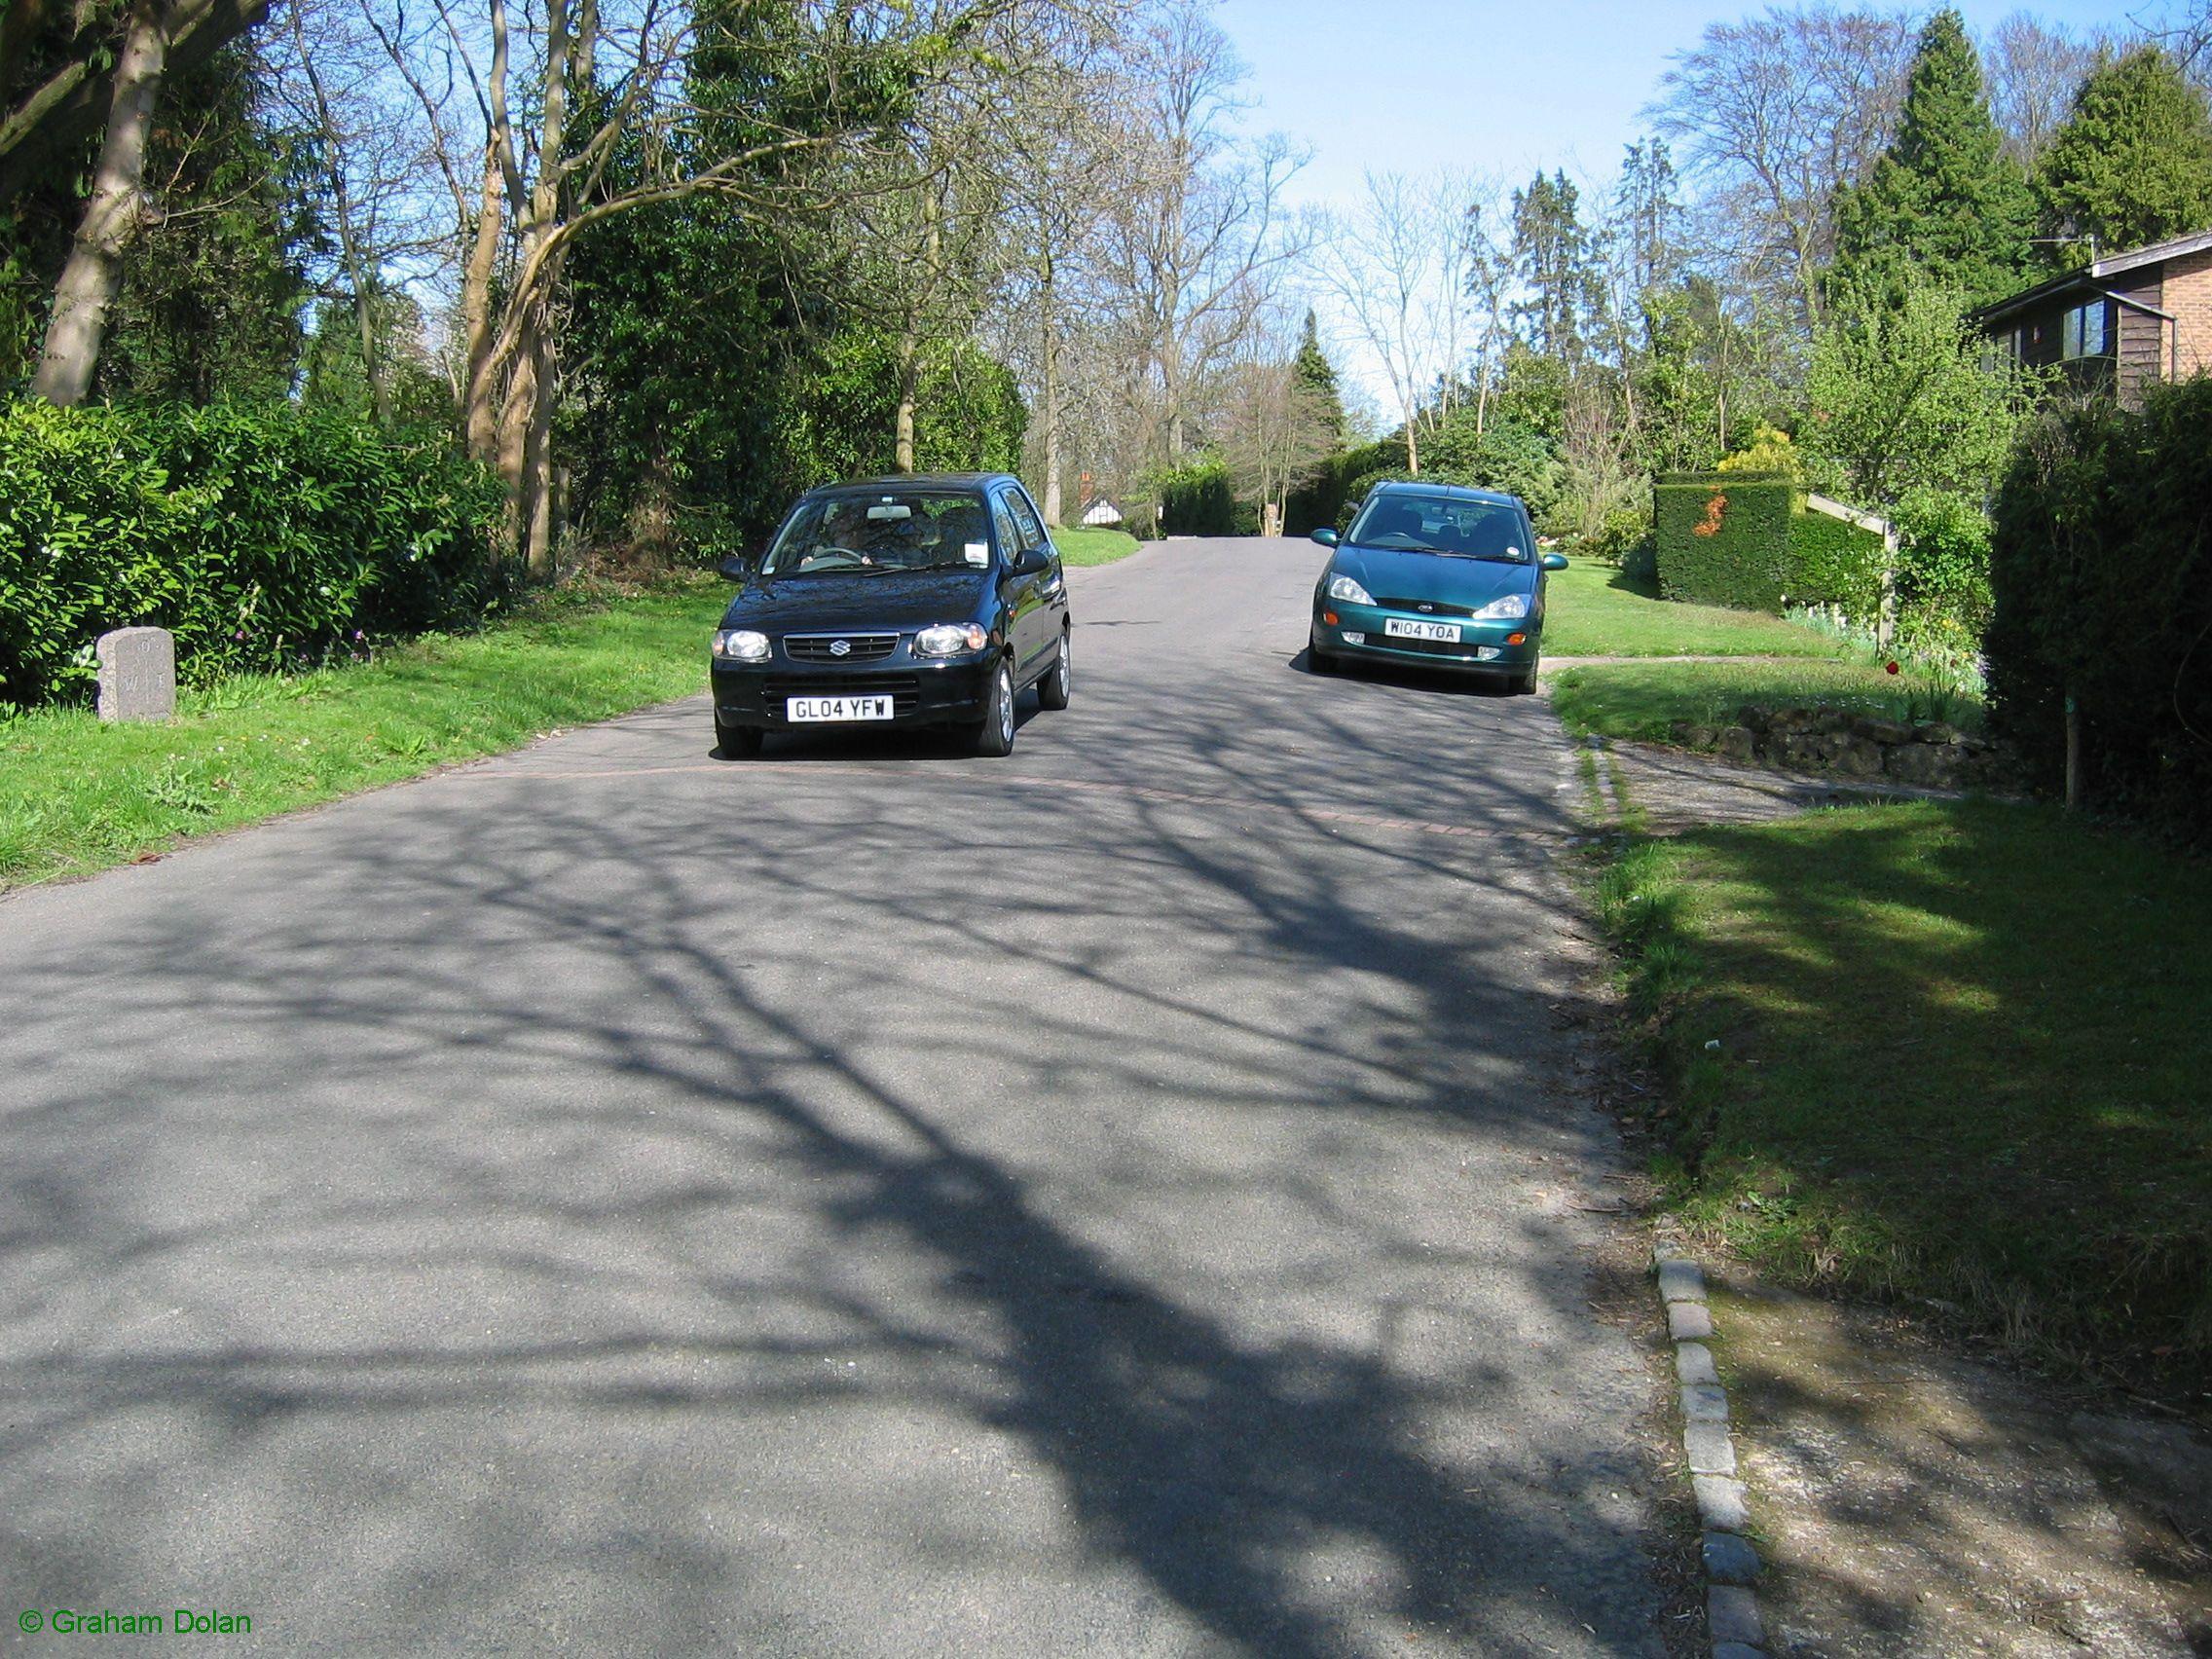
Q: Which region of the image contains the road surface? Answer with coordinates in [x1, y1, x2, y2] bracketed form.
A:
[1, 537, 1668, 1654]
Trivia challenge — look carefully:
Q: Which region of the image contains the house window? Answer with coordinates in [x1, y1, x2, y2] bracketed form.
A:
[2061, 300, 2110, 359]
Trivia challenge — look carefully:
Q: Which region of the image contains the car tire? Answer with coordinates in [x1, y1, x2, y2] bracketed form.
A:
[716, 720, 764, 758]
[1508, 663, 1538, 695]
[1309, 639, 1338, 675]
[974, 659, 1016, 757]
[1037, 628, 1072, 711]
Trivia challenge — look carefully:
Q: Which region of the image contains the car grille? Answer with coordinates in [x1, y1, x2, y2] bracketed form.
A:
[762, 674, 921, 717]
[1375, 597, 1476, 618]
[782, 632, 901, 663]
[1379, 634, 1492, 659]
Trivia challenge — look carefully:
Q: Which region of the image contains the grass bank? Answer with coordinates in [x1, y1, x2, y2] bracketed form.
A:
[1597, 798, 2211, 1400]
[1551, 658, 1985, 742]
[1053, 526, 1144, 567]
[0, 577, 719, 894]
[1542, 558, 1850, 659]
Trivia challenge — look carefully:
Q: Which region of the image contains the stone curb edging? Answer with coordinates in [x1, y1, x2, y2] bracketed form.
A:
[1654, 1246, 1770, 1658]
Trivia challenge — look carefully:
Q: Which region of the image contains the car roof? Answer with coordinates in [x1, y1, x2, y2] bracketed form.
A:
[809, 473, 1017, 497]
[1367, 479, 1525, 510]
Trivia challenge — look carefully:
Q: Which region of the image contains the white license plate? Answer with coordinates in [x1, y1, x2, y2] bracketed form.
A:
[1384, 617, 1460, 643]
[787, 695, 894, 723]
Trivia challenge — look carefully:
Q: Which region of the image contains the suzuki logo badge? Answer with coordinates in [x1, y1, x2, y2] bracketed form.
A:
[830, 639, 852, 658]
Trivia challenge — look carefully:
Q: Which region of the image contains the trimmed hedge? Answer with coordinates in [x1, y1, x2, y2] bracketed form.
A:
[1158, 456, 1235, 536]
[1988, 380, 2212, 832]
[1654, 472, 1792, 608]
[1653, 471, 1884, 614]
[0, 400, 502, 712]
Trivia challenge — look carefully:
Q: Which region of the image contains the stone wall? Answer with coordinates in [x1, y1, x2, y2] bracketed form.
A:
[1668, 705, 2012, 791]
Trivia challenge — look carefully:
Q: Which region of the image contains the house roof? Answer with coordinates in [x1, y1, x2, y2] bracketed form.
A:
[1976, 226, 2212, 326]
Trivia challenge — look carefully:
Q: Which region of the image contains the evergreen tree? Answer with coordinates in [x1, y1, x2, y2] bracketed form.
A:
[1829, 9, 2033, 309]
[1509, 170, 1604, 362]
[1615, 139, 1686, 298]
[1290, 310, 1346, 451]
[2034, 47, 2212, 262]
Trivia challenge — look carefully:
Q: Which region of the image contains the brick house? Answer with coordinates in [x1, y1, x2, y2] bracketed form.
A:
[1976, 227, 2212, 404]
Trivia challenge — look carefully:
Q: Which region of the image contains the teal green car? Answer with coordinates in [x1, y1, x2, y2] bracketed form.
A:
[1308, 482, 1568, 693]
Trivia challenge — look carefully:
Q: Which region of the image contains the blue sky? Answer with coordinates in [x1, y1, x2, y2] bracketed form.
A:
[1215, 0, 2150, 209]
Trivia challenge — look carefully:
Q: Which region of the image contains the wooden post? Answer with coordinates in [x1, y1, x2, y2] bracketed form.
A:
[2064, 691, 2082, 809]
[1876, 524, 1899, 654]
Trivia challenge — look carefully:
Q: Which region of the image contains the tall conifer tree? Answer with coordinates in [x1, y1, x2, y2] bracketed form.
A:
[2034, 47, 2212, 262]
[1829, 9, 2033, 309]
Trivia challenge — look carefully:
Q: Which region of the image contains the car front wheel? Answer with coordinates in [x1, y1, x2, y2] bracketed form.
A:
[716, 720, 764, 758]
[1037, 629, 1072, 711]
[974, 660, 1016, 756]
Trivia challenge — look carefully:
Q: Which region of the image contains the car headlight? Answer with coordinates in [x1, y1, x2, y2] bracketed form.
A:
[914, 622, 989, 658]
[1470, 592, 1530, 620]
[713, 628, 770, 661]
[1326, 573, 1375, 606]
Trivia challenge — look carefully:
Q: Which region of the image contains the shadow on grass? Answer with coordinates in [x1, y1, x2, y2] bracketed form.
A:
[1641, 798, 2210, 1396]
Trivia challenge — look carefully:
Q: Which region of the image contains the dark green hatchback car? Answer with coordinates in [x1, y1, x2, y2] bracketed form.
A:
[1308, 482, 1568, 693]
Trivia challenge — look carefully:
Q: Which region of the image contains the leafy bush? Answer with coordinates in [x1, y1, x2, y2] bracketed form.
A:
[1285, 437, 1397, 535]
[1891, 487, 1994, 638]
[1785, 508, 1886, 615]
[1988, 381, 2212, 831]
[1157, 455, 1235, 536]
[1422, 413, 1564, 522]
[0, 400, 502, 711]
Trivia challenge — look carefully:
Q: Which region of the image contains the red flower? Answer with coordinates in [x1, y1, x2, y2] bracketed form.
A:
[1885, 661, 1899, 675]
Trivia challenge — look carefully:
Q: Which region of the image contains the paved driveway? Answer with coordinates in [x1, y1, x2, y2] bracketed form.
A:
[1, 537, 1665, 1654]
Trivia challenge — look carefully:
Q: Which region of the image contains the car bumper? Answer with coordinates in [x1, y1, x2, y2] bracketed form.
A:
[711, 656, 994, 729]
[1310, 604, 1538, 674]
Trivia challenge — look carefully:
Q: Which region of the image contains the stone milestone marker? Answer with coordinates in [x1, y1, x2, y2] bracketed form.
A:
[96, 626, 176, 723]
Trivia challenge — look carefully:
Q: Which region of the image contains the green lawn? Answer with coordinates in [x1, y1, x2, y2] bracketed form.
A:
[1599, 799, 2212, 1395]
[0, 578, 720, 894]
[1541, 557, 1850, 658]
[1549, 658, 1984, 742]
[1052, 525, 1144, 567]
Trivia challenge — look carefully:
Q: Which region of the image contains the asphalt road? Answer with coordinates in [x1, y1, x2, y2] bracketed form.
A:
[1, 537, 1667, 1655]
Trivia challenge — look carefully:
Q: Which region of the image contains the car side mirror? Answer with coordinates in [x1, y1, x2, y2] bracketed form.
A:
[1309, 528, 1340, 548]
[1010, 545, 1051, 576]
[717, 552, 755, 581]
[1540, 552, 1569, 571]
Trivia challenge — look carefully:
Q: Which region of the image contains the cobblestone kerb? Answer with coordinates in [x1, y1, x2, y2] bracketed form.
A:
[1654, 1246, 1769, 1657]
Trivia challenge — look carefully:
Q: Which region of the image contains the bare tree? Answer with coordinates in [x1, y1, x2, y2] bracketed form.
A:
[1097, 0, 1306, 470]
[1210, 314, 1335, 535]
[1651, 5, 1914, 328]
[1986, 11, 2113, 166]
[1313, 169, 1479, 476]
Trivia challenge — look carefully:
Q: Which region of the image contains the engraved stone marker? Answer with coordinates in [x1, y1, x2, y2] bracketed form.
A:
[96, 626, 176, 722]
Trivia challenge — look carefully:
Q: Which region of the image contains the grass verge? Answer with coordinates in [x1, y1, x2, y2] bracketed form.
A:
[1550, 658, 1985, 742]
[1053, 526, 1144, 567]
[1595, 797, 2212, 1401]
[1, 576, 720, 894]
[1542, 558, 1851, 658]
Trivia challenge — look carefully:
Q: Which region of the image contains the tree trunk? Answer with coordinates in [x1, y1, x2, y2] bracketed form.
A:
[1403, 420, 1419, 477]
[460, 146, 504, 461]
[895, 325, 918, 473]
[1039, 266, 1062, 525]
[523, 326, 557, 576]
[31, 0, 172, 406]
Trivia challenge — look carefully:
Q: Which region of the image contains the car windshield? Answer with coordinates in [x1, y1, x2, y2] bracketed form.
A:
[1348, 495, 1530, 562]
[761, 491, 994, 577]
